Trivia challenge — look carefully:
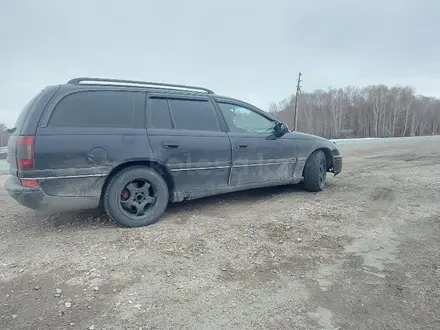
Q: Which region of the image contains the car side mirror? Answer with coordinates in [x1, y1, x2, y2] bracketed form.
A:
[274, 122, 289, 136]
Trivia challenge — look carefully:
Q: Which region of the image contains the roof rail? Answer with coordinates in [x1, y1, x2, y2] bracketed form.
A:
[67, 77, 215, 94]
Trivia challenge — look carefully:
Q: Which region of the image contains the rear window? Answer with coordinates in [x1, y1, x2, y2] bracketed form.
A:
[49, 91, 136, 127]
[12, 91, 43, 134]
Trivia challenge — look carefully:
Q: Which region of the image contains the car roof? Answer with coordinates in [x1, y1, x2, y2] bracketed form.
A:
[61, 78, 253, 101]
[62, 77, 215, 95]
[55, 77, 275, 119]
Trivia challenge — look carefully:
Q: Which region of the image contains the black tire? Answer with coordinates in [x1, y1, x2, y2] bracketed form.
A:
[303, 150, 327, 192]
[103, 166, 169, 227]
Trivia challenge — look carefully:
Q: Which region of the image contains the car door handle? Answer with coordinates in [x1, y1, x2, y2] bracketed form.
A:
[162, 142, 179, 149]
[235, 143, 248, 148]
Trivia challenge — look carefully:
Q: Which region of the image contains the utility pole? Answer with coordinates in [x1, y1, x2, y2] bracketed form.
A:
[293, 72, 302, 131]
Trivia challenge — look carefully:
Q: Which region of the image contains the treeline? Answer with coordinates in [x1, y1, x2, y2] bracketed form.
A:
[269, 85, 440, 139]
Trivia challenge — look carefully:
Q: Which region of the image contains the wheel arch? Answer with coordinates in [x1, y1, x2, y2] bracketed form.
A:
[100, 160, 175, 205]
[303, 147, 334, 175]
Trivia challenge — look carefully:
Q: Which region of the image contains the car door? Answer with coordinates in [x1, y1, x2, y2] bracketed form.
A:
[146, 93, 232, 193]
[215, 99, 297, 186]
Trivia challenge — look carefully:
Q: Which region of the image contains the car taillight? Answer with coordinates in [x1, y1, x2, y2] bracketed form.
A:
[16, 136, 35, 170]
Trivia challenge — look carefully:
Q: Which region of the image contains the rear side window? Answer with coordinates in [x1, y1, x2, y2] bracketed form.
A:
[169, 99, 219, 131]
[49, 91, 136, 127]
[149, 98, 173, 129]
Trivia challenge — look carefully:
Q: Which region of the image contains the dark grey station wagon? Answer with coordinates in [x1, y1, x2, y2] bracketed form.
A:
[5, 78, 342, 227]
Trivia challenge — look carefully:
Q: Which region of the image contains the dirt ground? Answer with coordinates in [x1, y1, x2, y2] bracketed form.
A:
[1, 137, 439, 330]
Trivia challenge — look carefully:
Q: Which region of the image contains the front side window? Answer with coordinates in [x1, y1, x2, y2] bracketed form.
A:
[217, 102, 276, 133]
[49, 91, 136, 127]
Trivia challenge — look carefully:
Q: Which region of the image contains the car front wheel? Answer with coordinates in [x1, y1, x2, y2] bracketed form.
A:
[303, 150, 327, 192]
[103, 166, 169, 227]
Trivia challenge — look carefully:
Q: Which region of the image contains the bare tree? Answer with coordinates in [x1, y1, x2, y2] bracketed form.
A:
[269, 84, 440, 139]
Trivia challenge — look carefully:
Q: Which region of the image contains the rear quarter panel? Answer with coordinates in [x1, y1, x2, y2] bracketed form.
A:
[34, 127, 152, 197]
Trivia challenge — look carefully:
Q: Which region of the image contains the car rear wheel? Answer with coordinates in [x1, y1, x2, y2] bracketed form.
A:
[103, 166, 169, 227]
[303, 150, 327, 192]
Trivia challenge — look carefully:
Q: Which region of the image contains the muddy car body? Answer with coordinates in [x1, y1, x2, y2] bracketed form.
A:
[5, 78, 342, 227]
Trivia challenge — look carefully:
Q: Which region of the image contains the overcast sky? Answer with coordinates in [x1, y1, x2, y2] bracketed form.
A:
[1, 0, 439, 127]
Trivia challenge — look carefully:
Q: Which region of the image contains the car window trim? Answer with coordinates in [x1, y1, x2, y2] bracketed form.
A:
[166, 99, 176, 129]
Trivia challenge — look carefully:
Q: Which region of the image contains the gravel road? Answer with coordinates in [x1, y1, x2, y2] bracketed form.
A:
[1, 137, 439, 330]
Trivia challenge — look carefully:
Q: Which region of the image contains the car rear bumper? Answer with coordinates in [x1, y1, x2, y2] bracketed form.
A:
[5, 175, 99, 213]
